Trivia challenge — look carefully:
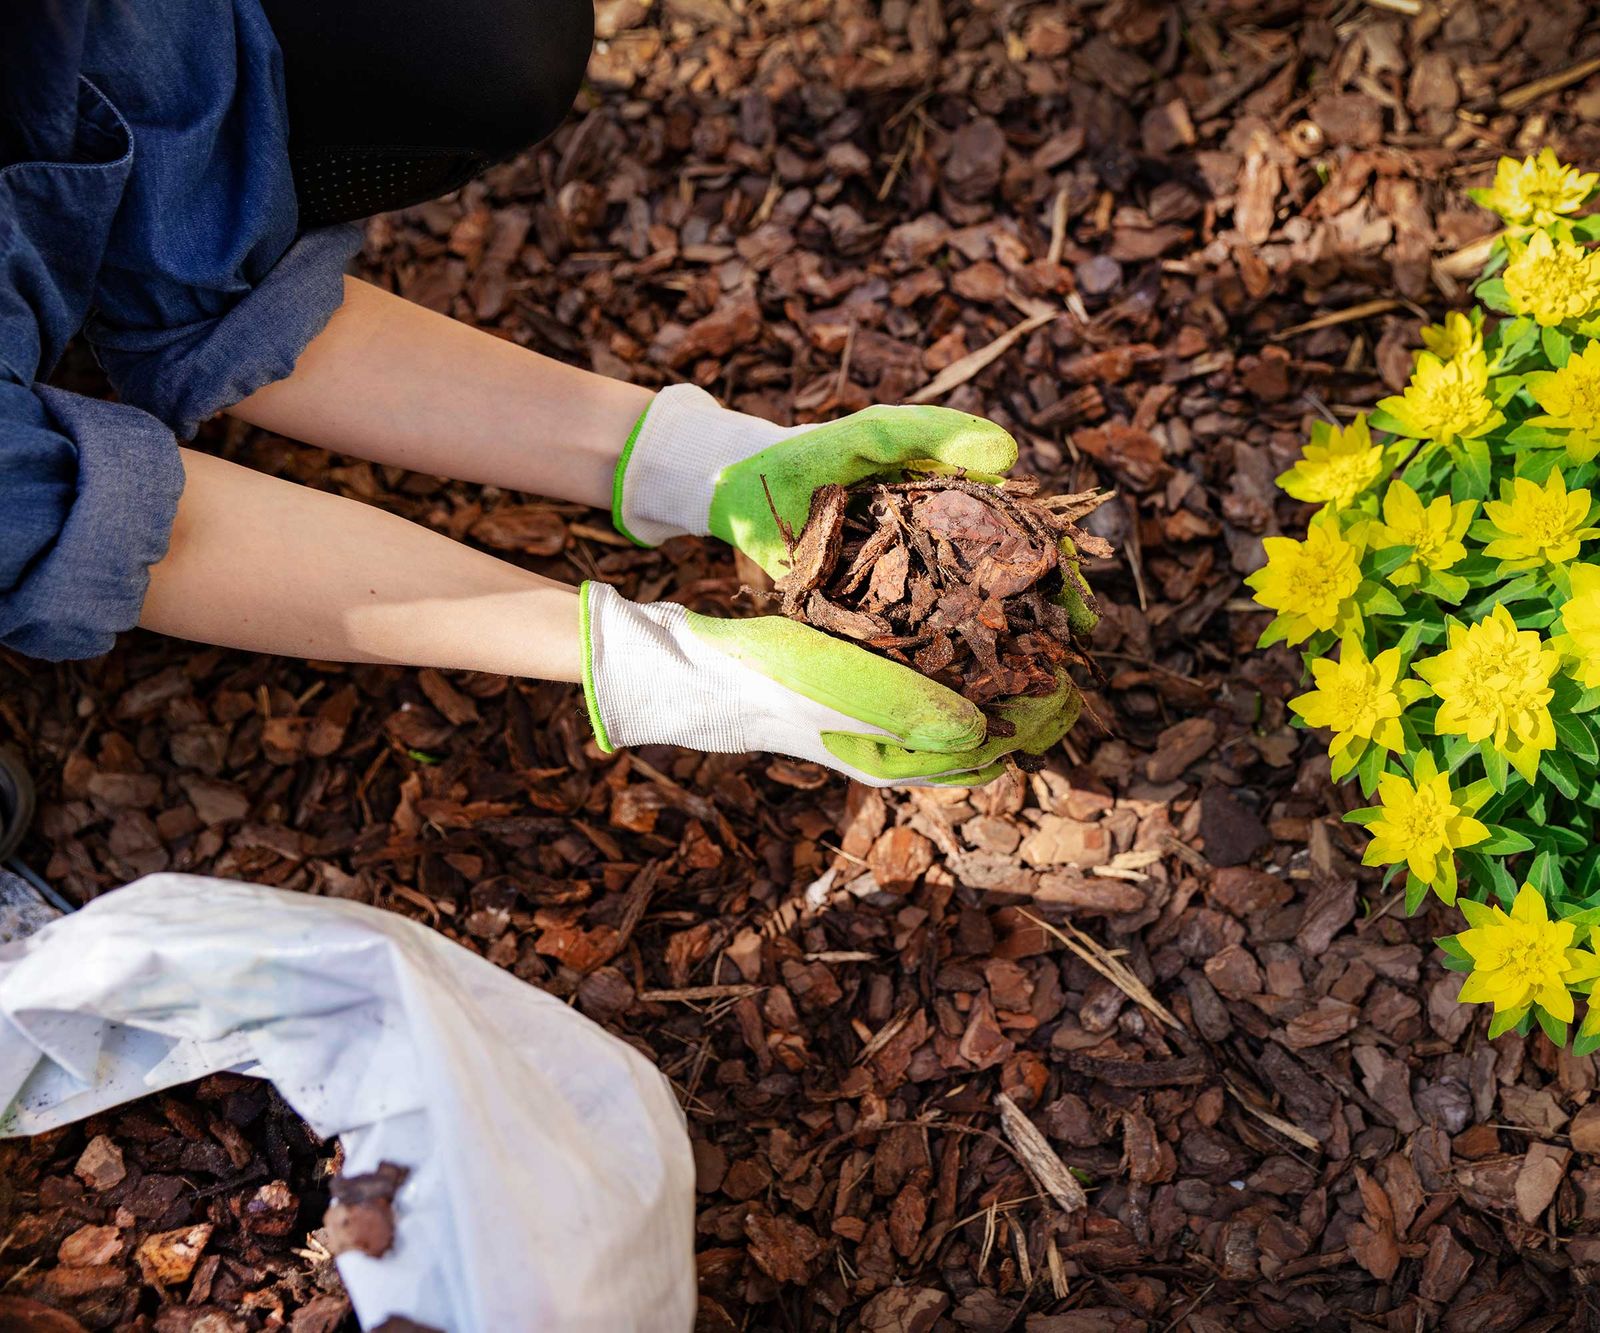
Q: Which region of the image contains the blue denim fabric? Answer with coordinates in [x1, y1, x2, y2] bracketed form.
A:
[0, 2, 361, 660]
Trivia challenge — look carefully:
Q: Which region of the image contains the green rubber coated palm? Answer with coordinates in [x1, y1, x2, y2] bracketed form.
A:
[820, 671, 1081, 785]
[685, 611, 984, 755]
[709, 405, 1020, 576]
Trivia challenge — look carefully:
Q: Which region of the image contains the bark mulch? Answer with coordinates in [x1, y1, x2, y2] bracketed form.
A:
[11, 2, 1600, 1330]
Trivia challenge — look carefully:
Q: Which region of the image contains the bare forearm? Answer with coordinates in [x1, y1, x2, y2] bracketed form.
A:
[229, 276, 654, 509]
[140, 450, 581, 681]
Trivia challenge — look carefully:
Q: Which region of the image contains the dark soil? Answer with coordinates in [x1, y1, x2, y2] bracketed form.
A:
[11, 2, 1600, 1330]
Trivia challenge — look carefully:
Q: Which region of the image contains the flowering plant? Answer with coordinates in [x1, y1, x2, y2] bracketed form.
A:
[1252, 152, 1600, 1050]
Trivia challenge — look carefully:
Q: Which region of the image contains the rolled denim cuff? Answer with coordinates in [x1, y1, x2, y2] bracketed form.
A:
[91, 224, 362, 439]
[0, 387, 184, 660]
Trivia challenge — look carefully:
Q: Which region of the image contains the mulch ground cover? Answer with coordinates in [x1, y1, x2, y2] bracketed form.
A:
[12, 1, 1600, 1329]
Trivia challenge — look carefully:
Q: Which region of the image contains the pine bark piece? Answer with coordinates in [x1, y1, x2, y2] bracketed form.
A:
[774, 483, 847, 614]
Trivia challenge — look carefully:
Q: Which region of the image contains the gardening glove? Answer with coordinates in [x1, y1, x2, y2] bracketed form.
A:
[579, 582, 1071, 787]
[611, 384, 1019, 575]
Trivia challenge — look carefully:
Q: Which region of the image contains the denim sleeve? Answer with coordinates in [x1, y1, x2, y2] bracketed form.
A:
[0, 382, 183, 660]
[90, 223, 361, 439]
[78, 2, 363, 438]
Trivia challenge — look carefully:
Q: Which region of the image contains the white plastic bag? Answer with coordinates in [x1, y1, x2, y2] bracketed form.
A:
[0, 873, 696, 1333]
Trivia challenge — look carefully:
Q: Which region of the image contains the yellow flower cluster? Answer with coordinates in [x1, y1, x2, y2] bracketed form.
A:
[1474, 148, 1599, 230]
[1456, 885, 1600, 1023]
[1368, 480, 1473, 587]
[1480, 469, 1600, 570]
[1244, 513, 1362, 645]
[1254, 150, 1600, 1047]
[1416, 606, 1560, 783]
[1503, 231, 1600, 328]
[1527, 341, 1600, 458]
[1276, 416, 1384, 510]
[1378, 349, 1500, 444]
[1360, 753, 1486, 902]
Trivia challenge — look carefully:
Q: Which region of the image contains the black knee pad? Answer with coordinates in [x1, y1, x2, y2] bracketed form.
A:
[262, 0, 595, 224]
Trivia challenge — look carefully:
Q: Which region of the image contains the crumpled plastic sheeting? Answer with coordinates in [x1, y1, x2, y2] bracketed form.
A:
[0, 874, 696, 1333]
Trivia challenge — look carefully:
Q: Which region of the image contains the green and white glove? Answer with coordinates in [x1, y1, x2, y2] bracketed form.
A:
[579, 582, 1076, 787]
[612, 384, 1019, 573]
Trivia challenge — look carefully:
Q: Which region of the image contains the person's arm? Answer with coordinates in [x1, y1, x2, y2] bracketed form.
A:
[139, 449, 581, 680]
[229, 276, 653, 509]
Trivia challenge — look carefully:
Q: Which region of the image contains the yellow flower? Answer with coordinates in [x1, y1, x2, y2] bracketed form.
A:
[1290, 637, 1408, 778]
[1414, 605, 1559, 782]
[1277, 415, 1385, 510]
[1557, 562, 1600, 688]
[1455, 884, 1585, 1023]
[1361, 750, 1488, 895]
[1376, 349, 1499, 443]
[1480, 469, 1598, 569]
[1473, 149, 1598, 229]
[1245, 513, 1363, 644]
[1503, 230, 1600, 328]
[1527, 340, 1600, 461]
[1369, 480, 1474, 587]
[1418, 311, 1483, 363]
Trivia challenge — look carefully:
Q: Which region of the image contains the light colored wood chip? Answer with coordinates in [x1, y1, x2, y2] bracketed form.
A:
[995, 1091, 1088, 1214]
[1017, 909, 1185, 1031]
[1277, 298, 1401, 339]
[637, 984, 764, 1002]
[1502, 55, 1600, 111]
[908, 311, 1058, 404]
[1224, 1079, 1321, 1151]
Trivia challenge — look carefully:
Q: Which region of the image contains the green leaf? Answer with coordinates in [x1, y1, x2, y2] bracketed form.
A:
[1504, 423, 1576, 451]
[1404, 874, 1429, 915]
[1543, 326, 1574, 367]
[1436, 933, 1471, 960]
[1537, 1007, 1570, 1047]
[1556, 712, 1600, 766]
[1366, 408, 1408, 436]
[1483, 743, 1509, 793]
[1355, 741, 1387, 798]
[1573, 1024, 1600, 1058]
[1421, 569, 1470, 603]
[1476, 277, 1514, 314]
[1357, 581, 1405, 617]
[1458, 437, 1493, 498]
[1529, 848, 1562, 897]
[1544, 748, 1581, 800]
[1367, 545, 1416, 579]
[1488, 1005, 1528, 1038]
[1479, 825, 1536, 855]
[1256, 617, 1292, 650]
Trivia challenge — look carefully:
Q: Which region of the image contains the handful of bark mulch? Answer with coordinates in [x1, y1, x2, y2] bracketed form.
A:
[770, 467, 1110, 723]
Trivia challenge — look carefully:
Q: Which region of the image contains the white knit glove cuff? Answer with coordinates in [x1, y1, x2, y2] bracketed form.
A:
[581, 583, 905, 781]
[615, 384, 799, 546]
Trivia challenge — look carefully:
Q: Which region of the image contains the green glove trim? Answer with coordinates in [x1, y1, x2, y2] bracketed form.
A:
[684, 611, 985, 752]
[709, 406, 1020, 575]
[577, 581, 616, 752]
[820, 671, 1081, 781]
[610, 407, 653, 549]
